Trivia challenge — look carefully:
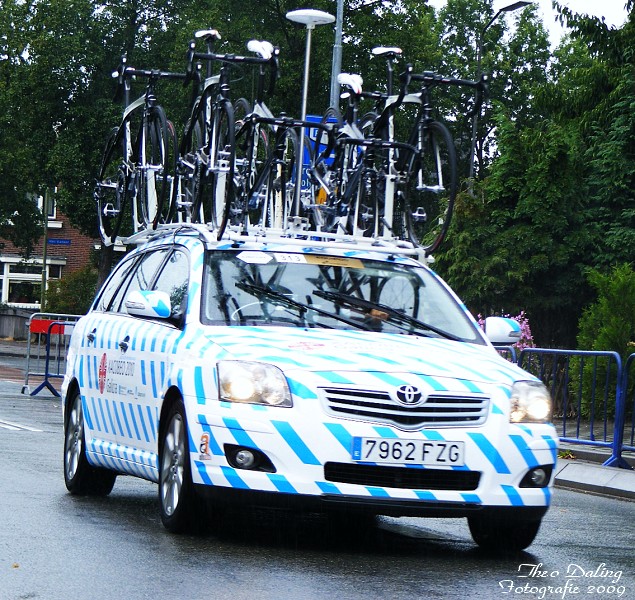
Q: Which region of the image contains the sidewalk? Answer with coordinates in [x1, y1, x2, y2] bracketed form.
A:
[0, 338, 28, 357]
[1, 338, 634, 500]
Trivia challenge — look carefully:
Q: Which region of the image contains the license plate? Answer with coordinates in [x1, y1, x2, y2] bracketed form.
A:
[351, 437, 465, 467]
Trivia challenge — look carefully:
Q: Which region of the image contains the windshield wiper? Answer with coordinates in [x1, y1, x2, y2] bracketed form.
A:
[313, 289, 462, 341]
[235, 282, 374, 331]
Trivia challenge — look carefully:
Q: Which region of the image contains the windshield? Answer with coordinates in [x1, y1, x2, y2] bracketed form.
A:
[201, 250, 485, 344]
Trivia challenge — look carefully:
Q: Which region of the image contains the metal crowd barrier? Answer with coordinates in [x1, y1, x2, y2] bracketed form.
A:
[21, 313, 82, 398]
[516, 348, 632, 469]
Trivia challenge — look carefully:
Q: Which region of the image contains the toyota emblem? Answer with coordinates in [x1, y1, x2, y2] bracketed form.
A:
[395, 385, 423, 405]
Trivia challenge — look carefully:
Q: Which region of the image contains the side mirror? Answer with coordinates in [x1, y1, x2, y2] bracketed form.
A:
[484, 316, 521, 345]
[125, 290, 172, 320]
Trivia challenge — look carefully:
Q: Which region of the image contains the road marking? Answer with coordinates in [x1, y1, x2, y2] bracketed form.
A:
[0, 419, 43, 432]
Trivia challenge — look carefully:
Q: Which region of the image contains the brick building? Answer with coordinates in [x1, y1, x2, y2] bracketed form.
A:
[0, 195, 97, 309]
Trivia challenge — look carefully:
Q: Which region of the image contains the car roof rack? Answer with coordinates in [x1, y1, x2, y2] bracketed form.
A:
[123, 222, 430, 261]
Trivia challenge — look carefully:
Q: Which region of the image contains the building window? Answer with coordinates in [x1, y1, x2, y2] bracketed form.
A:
[36, 193, 56, 219]
[8, 281, 41, 305]
[49, 264, 63, 279]
[0, 258, 65, 307]
[9, 262, 43, 275]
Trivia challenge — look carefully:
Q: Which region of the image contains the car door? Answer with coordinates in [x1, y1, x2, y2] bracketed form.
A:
[83, 249, 169, 458]
[117, 247, 190, 462]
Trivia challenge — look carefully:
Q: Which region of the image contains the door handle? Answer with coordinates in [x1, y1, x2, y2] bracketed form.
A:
[119, 335, 130, 352]
[86, 328, 96, 344]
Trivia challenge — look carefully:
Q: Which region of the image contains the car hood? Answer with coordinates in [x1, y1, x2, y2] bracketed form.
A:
[202, 326, 529, 386]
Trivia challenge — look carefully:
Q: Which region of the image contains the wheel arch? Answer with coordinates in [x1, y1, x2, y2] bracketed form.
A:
[158, 385, 185, 450]
[63, 378, 81, 426]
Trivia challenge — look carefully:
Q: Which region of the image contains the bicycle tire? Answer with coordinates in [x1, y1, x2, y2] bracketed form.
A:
[316, 107, 342, 159]
[350, 112, 380, 237]
[233, 98, 252, 130]
[236, 114, 270, 229]
[296, 132, 314, 222]
[403, 119, 457, 254]
[350, 160, 379, 237]
[95, 127, 129, 246]
[195, 99, 236, 237]
[257, 126, 300, 230]
[163, 119, 178, 224]
[176, 108, 206, 223]
[136, 105, 172, 230]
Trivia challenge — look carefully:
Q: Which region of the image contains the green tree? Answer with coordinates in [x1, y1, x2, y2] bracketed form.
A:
[45, 265, 99, 315]
[436, 2, 635, 348]
[575, 264, 635, 418]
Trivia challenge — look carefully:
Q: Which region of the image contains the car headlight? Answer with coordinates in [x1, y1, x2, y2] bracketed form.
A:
[509, 380, 552, 423]
[217, 361, 292, 407]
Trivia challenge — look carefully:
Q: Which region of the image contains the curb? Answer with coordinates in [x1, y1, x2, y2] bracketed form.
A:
[555, 459, 635, 501]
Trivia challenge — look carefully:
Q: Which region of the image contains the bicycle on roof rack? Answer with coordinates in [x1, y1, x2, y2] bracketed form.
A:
[172, 31, 279, 238]
[312, 49, 488, 254]
[230, 41, 337, 235]
[392, 68, 488, 254]
[308, 47, 414, 240]
[95, 54, 185, 246]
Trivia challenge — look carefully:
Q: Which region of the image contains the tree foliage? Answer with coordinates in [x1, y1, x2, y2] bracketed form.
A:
[1, 0, 635, 349]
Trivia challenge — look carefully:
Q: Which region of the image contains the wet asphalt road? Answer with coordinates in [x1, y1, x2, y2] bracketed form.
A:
[1, 378, 634, 600]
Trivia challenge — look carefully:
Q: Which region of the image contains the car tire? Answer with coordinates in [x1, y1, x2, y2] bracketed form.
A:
[467, 513, 542, 553]
[159, 401, 204, 533]
[63, 389, 117, 496]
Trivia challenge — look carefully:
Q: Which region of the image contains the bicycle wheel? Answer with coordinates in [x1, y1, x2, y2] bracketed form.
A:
[192, 100, 235, 232]
[349, 160, 379, 237]
[236, 118, 270, 230]
[260, 126, 300, 230]
[209, 102, 236, 239]
[307, 110, 341, 232]
[233, 98, 252, 130]
[95, 127, 130, 246]
[403, 120, 457, 254]
[174, 112, 205, 223]
[136, 105, 172, 230]
[162, 119, 178, 225]
[348, 112, 380, 237]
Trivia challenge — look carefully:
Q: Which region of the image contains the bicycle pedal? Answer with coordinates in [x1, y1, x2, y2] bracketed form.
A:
[102, 204, 120, 217]
[97, 181, 117, 191]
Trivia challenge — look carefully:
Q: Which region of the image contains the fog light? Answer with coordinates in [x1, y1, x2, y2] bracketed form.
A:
[531, 468, 548, 486]
[224, 444, 276, 473]
[235, 449, 256, 469]
[520, 466, 552, 488]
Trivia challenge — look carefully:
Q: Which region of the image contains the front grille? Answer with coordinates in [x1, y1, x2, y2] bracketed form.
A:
[324, 462, 481, 491]
[321, 387, 489, 429]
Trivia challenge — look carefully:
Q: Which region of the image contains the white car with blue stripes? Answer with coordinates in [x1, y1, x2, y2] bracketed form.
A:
[62, 225, 557, 551]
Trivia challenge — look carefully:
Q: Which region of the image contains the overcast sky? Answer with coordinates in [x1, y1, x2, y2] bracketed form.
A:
[427, 0, 629, 49]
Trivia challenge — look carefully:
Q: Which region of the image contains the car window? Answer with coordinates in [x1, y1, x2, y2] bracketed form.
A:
[93, 255, 139, 312]
[109, 248, 170, 313]
[202, 250, 484, 343]
[152, 249, 189, 315]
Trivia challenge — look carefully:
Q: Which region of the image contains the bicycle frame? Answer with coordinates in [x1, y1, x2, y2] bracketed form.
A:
[96, 55, 183, 245]
[175, 35, 278, 233]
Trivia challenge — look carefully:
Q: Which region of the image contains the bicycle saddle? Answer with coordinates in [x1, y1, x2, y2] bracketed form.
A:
[247, 40, 274, 60]
[372, 46, 402, 58]
[195, 29, 221, 41]
[337, 73, 363, 95]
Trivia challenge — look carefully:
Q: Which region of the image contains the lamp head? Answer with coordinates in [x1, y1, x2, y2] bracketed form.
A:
[499, 1, 532, 12]
[286, 9, 335, 29]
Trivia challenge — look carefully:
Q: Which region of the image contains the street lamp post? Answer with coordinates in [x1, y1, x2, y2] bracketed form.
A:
[468, 1, 532, 183]
[286, 9, 335, 218]
[330, 0, 344, 108]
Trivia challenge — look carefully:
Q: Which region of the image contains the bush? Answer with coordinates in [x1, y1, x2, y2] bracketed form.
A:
[575, 264, 635, 418]
[44, 266, 98, 315]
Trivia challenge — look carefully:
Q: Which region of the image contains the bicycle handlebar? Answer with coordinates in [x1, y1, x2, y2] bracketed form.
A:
[404, 68, 489, 116]
[184, 42, 280, 96]
[112, 54, 187, 103]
